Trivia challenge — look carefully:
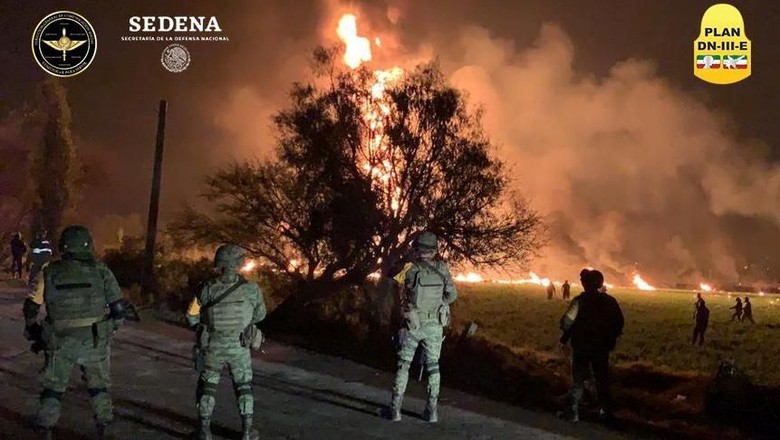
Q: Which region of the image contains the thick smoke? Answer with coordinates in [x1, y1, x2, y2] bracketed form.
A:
[443, 25, 779, 285]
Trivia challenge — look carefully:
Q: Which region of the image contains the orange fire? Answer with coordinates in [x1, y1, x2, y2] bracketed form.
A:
[240, 259, 257, 273]
[493, 271, 552, 287]
[632, 274, 656, 291]
[336, 14, 404, 215]
[455, 272, 484, 283]
[699, 282, 713, 292]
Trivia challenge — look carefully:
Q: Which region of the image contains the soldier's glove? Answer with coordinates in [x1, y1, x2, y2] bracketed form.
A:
[24, 322, 42, 342]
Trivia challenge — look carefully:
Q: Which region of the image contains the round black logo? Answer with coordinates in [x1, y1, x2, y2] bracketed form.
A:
[32, 11, 97, 77]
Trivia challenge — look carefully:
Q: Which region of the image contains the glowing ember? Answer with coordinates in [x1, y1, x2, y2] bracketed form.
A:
[759, 291, 765, 296]
[632, 274, 656, 291]
[240, 259, 256, 273]
[455, 272, 484, 283]
[699, 283, 713, 292]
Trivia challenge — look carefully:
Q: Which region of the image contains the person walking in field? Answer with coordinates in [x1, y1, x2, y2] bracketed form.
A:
[562, 280, 571, 300]
[742, 297, 755, 324]
[558, 269, 624, 423]
[546, 282, 556, 300]
[692, 299, 709, 345]
[730, 297, 743, 322]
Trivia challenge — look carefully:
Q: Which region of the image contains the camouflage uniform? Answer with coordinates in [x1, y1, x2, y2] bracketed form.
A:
[390, 232, 457, 422]
[22, 226, 125, 439]
[186, 244, 266, 440]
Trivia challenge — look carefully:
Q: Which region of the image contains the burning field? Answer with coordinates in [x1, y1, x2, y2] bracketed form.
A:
[452, 283, 780, 386]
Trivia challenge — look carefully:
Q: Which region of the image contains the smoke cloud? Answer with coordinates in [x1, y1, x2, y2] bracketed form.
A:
[443, 24, 779, 285]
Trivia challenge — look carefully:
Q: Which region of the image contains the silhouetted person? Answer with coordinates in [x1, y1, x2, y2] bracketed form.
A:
[692, 300, 709, 345]
[695, 293, 704, 309]
[558, 269, 624, 422]
[9, 233, 27, 279]
[742, 297, 755, 324]
[546, 282, 556, 300]
[730, 297, 743, 322]
[562, 280, 571, 300]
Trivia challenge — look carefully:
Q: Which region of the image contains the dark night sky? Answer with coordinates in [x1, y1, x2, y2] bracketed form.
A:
[1, 1, 778, 281]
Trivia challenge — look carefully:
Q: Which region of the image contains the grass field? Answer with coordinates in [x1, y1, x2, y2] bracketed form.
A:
[453, 284, 780, 386]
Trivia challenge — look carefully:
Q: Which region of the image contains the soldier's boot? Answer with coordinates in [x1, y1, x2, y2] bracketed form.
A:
[197, 417, 212, 440]
[96, 422, 108, 439]
[556, 405, 579, 423]
[423, 398, 438, 423]
[241, 416, 259, 440]
[389, 393, 403, 421]
[35, 427, 53, 440]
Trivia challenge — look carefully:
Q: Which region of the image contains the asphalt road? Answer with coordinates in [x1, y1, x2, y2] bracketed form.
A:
[0, 283, 629, 440]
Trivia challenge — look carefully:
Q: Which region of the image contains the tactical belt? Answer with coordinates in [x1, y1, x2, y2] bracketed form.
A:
[53, 315, 106, 330]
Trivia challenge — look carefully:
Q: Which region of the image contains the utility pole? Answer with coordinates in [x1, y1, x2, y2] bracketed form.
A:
[141, 100, 167, 299]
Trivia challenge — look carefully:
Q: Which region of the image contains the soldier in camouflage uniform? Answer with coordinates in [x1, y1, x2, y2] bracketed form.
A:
[389, 232, 458, 422]
[186, 244, 266, 440]
[22, 225, 127, 439]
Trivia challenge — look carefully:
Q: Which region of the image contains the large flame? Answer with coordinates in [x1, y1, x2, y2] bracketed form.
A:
[336, 14, 372, 68]
[699, 282, 713, 292]
[336, 14, 404, 215]
[632, 274, 656, 291]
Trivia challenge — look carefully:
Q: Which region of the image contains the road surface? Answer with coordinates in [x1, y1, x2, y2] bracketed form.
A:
[0, 283, 629, 439]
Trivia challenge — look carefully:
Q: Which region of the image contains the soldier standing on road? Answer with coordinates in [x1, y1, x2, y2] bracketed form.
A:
[692, 299, 709, 345]
[742, 297, 755, 324]
[562, 280, 571, 300]
[558, 269, 624, 423]
[10, 232, 27, 279]
[730, 297, 743, 322]
[186, 244, 266, 440]
[29, 229, 54, 286]
[389, 232, 458, 423]
[21, 225, 127, 439]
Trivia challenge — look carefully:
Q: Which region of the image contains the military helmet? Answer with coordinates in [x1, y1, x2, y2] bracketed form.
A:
[214, 244, 245, 270]
[414, 232, 438, 252]
[59, 225, 95, 256]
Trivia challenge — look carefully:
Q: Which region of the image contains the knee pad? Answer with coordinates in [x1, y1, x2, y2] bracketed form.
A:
[196, 379, 218, 401]
[425, 362, 440, 376]
[234, 381, 253, 398]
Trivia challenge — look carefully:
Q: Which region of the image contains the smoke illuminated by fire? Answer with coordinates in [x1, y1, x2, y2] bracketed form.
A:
[335, 14, 404, 214]
[632, 274, 656, 291]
